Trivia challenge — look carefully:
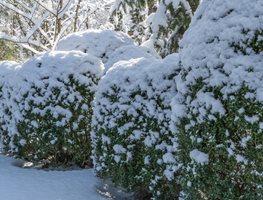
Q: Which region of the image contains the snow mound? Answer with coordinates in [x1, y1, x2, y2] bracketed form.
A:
[0, 61, 20, 76]
[20, 51, 103, 81]
[56, 30, 134, 63]
[104, 45, 160, 71]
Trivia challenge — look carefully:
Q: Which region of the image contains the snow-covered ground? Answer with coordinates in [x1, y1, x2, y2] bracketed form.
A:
[0, 154, 107, 200]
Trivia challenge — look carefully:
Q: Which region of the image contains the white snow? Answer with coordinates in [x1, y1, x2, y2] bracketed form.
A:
[113, 144, 126, 154]
[0, 1, 261, 199]
[0, 154, 106, 200]
[189, 149, 209, 165]
[56, 30, 134, 63]
[245, 115, 259, 124]
[104, 45, 160, 71]
[236, 154, 248, 165]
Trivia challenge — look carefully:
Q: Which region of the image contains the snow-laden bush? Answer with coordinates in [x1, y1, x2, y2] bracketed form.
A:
[104, 45, 160, 71]
[0, 61, 20, 151]
[56, 30, 134, 63]
[172, 0, 263, 199]
[4, 51, 104, 166]
[92, 54, 181, 199]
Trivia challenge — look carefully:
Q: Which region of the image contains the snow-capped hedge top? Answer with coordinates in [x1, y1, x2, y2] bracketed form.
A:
[179, 0, 263, 95]
[14, 50, 103, 118]
[95, 54, 180, 128]
[1, 51, 103, 137]
[104, 45, 160, 71]
[20, 50, 104, 86]
[0, 61, 20, 73]
[174, 0, 263, 122]
[0, 61, 20, 85]
[56, 30, 134, 63]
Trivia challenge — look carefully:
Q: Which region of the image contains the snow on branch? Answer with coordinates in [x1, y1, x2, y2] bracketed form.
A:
[0, 0, 113, 56]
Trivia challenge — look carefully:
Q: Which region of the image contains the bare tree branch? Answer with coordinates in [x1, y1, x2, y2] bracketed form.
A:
[0, 0, 112, 57]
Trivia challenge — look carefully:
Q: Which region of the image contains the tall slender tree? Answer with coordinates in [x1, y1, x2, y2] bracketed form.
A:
[110, 0, 200, 57]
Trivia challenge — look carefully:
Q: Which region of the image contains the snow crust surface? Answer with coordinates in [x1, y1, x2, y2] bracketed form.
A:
[0, 155, 105, 200]
[104, 45, 160, 71]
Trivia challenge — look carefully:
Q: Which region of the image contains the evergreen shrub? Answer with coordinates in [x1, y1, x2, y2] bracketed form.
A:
[172, 0, 263, 199]
[1, 51, 104, 167]
[92, 54, 181, 199]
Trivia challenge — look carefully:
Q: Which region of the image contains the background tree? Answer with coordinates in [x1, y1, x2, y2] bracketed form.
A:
[110, 0, 156, 44]
[110, 0, 200, 57]
[0, 40, 19, 61]
[0, 2, 21, 60]
[0, 0, 113, 59]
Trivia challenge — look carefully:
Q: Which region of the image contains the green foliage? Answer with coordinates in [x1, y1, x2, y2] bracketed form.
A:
[154, 1, 194, 57]
[0, 40, 19, 61]
[12, 75, 97, 167]
[178, 86, 263, 199]
[0, 96, 12, 152]
[0, 62, 18, 152]
[0, 51, 103, 167]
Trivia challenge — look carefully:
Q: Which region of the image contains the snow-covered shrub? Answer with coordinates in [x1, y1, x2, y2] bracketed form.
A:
[172, 0, 263, 199]
[0, 61, 20, 152]
[104, 45, 160, 71]
[9, 51, 103, 166]
[56, 30, 134, 63]
[92, 54, 180, 199]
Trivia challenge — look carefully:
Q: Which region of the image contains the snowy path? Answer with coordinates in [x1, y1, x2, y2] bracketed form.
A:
[0, 155, 106, 200]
